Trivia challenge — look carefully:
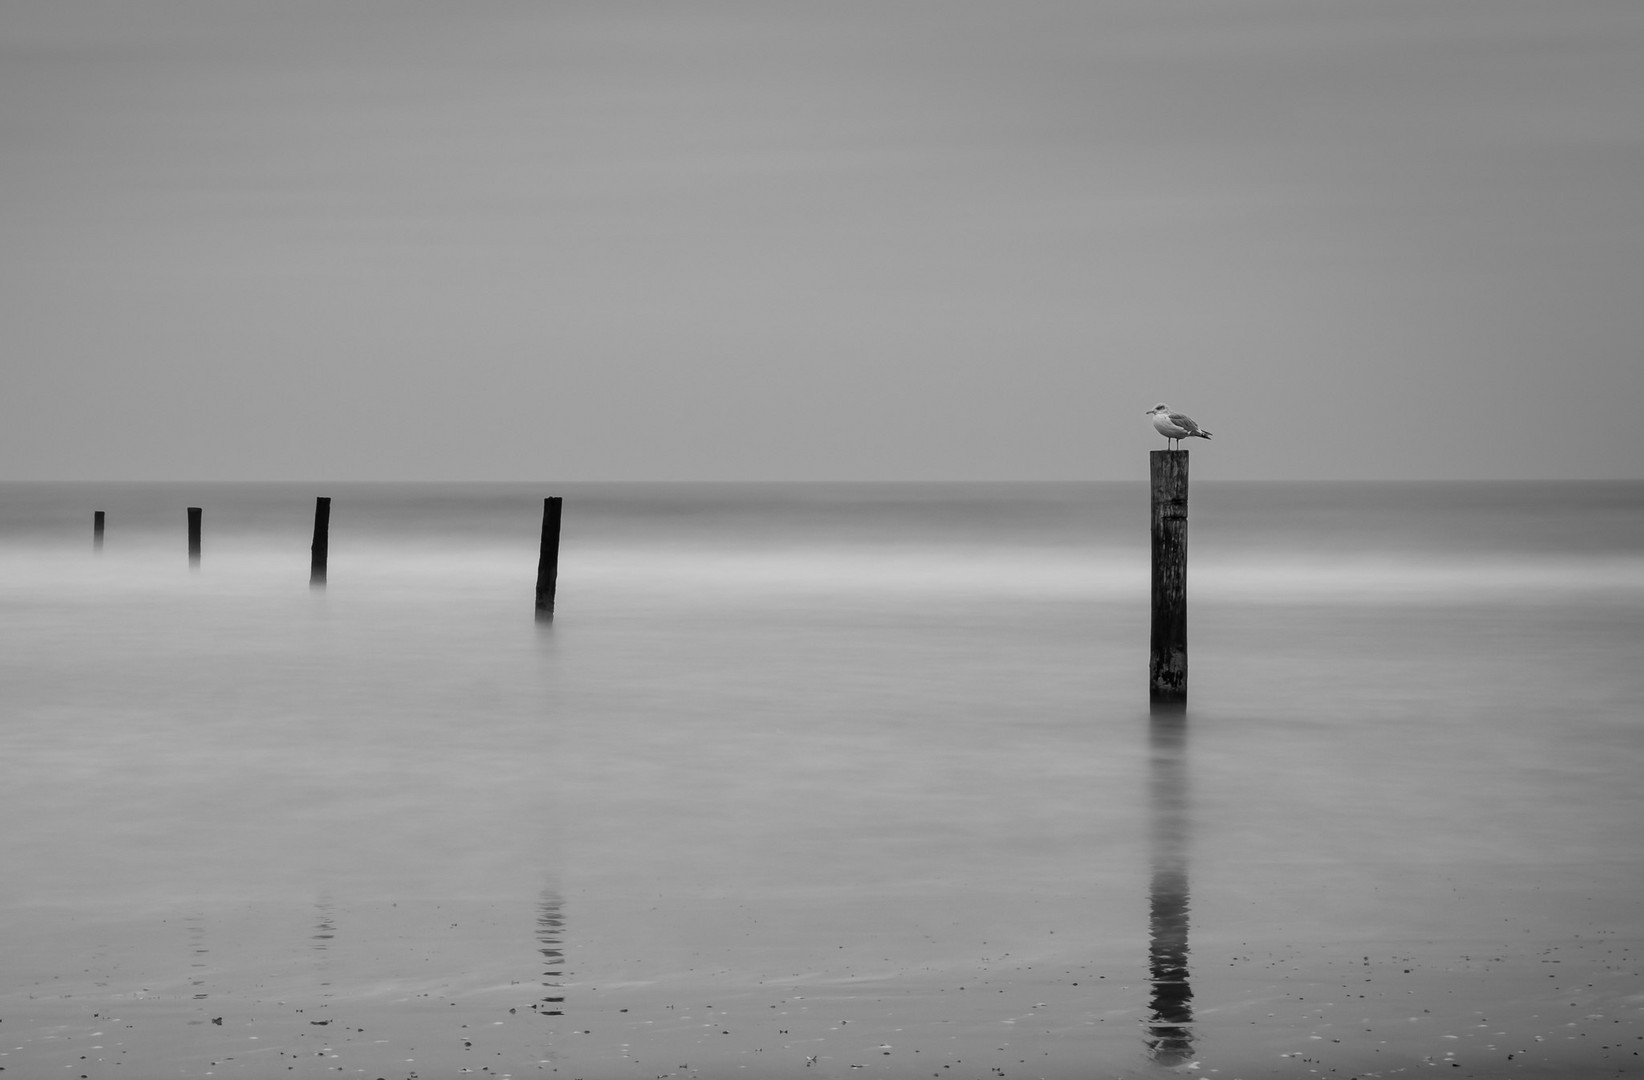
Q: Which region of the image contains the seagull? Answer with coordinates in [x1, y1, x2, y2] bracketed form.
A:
[1147, 404, 1213, 450]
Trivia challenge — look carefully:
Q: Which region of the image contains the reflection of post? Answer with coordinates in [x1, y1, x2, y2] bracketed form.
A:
[187, 507, 202, 568]
[94, 510, 105, 552]
[313, 894, 336, 995]
[1146, 711, 1194, 1062]
[313, 895, 335, 952]
[186, 913, 210, 1002]
[536, 889, 566, 1016]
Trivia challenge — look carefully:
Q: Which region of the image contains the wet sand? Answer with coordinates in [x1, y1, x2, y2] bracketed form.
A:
[4, 884, 1640, 1079]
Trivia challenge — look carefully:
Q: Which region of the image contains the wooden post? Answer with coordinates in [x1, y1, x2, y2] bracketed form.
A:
[94, 510, 105, 552]
[187, 507, 202, 568]
[310, 496, 331, 586]
[1150, 450, 1188, 706]
[535, 496, 563, 621]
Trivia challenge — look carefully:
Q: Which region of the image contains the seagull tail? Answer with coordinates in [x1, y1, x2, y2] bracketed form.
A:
[1190, 430, 1212, 440]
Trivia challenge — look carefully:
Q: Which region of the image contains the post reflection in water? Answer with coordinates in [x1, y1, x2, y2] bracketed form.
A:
[1146, 708, 1195, 1063]
[313, 894, 335, 996]
[536, 889, 566, 1016]
[186, 914, 209, 1002]
[312, 895, 336, 953]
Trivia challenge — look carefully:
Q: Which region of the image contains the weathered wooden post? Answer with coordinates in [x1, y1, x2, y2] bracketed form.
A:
[187, 507, 202, 568]
[535, 496, 562, 621]
[94, 510, 105, 552]
[1150, 450, 1188, 706]
[310, 496, 331, 586]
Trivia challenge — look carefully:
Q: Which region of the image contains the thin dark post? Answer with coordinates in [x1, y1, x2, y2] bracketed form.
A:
[187, 507, 202, 568]
[310, 496, 331, 586]
[1150, 450, 1188, 706]
[535, 496, 563, 620]
[93, 510, 105, 552]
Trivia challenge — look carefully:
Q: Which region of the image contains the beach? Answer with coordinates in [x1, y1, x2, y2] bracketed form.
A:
[2, 481, 1641, 1078]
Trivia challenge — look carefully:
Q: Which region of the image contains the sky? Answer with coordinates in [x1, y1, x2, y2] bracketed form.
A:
[2, 0, 1640, 482]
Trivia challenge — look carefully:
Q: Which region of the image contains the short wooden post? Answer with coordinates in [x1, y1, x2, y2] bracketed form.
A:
[1150, 451, 1188, 706]
[310, 496, 331, 586]
[187, 507, 202, 568]
[535, 497, 562, 621]
[94, 510, 105, 552]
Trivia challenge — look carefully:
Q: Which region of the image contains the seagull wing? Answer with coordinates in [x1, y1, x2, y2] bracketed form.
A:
[1166, 412, 1202, 434]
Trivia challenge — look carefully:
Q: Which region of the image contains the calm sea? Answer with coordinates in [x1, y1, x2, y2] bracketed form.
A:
[2, 481, 1641, 1078]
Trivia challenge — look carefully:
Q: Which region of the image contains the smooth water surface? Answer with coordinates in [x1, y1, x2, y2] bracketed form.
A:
[2, 482, 1641, 1078]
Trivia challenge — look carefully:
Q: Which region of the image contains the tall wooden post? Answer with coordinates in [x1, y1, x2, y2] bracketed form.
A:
[535, 496, 563, 621]
[94, 510, 105, 552]
[187, 507, 202, 568]
[1150, 451, 1188, 706]
[310, 496, 331, 586]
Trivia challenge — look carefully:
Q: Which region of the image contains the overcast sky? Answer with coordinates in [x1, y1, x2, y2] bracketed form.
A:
[2, 1, 1639, 481]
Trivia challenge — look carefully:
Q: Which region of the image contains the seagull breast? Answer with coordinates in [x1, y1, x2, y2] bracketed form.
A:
[1152, 413, 1190, 439]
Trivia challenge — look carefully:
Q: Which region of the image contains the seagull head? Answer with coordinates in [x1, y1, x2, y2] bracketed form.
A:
[1147, 403, 1171, 415]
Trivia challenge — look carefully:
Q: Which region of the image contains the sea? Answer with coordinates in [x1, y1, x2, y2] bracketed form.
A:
[1, 480, 1641, 1079]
